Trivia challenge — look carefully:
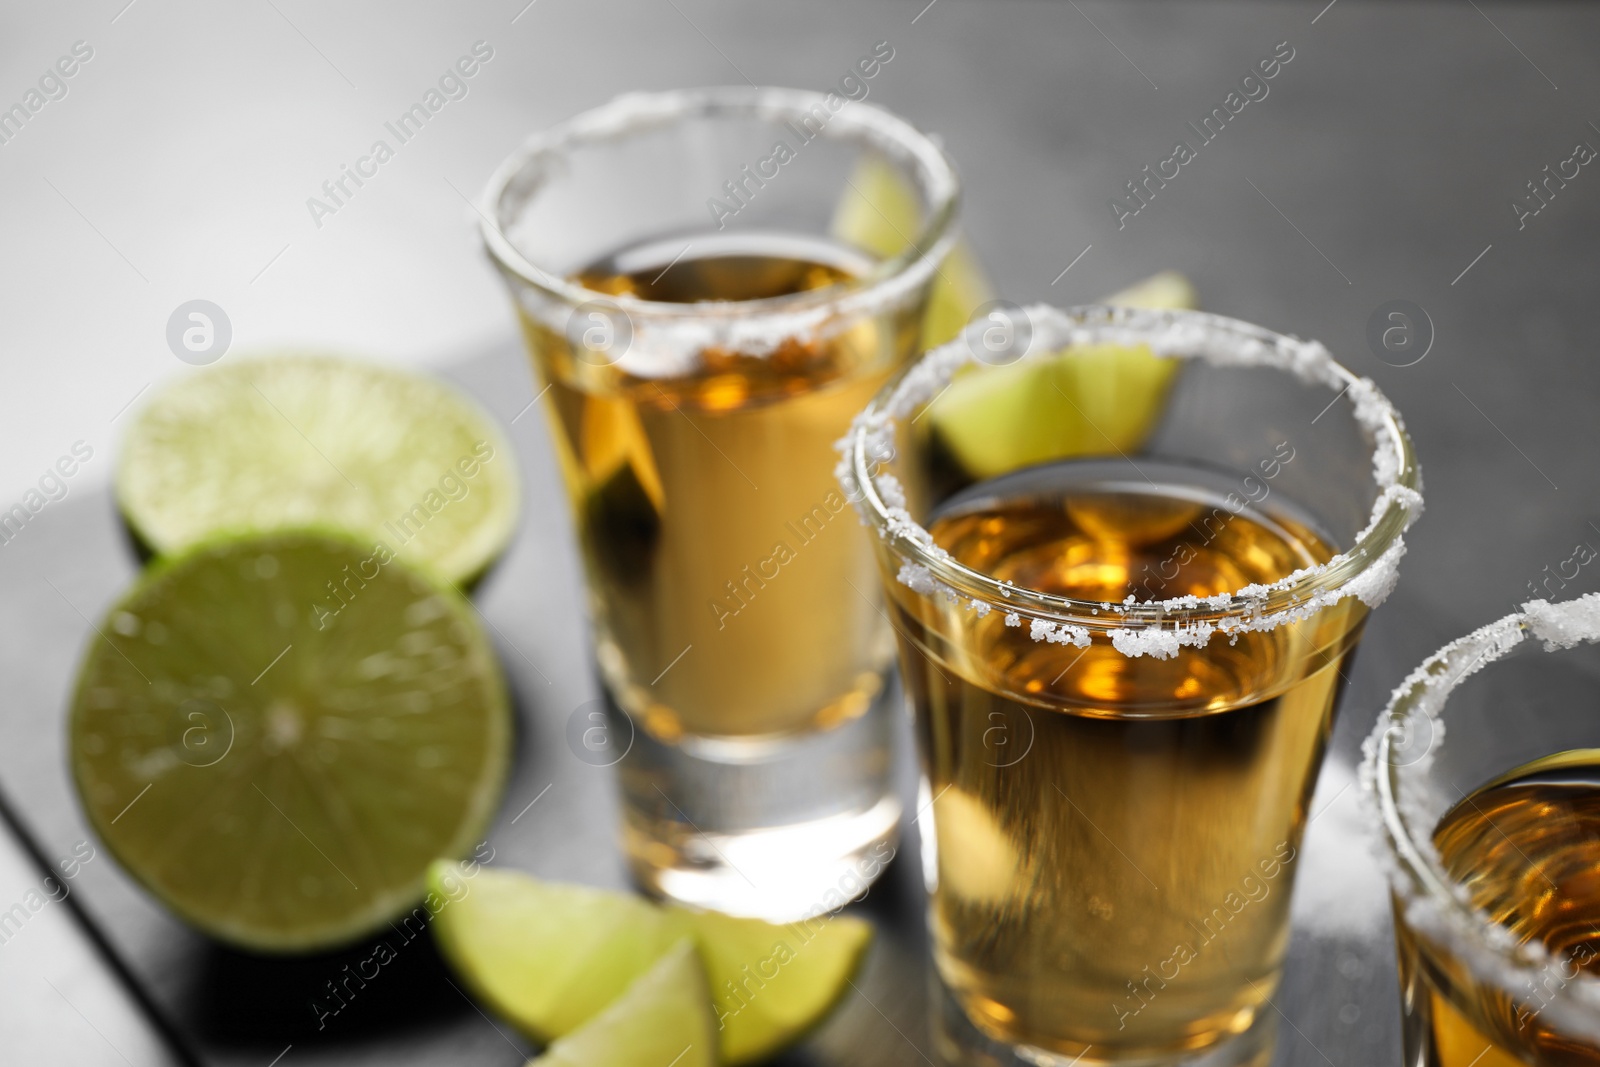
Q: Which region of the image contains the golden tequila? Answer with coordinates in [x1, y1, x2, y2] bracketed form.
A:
[1395, 750, 1600, 1067]
[523, 233, 921, 742]
[895, 464, 1365, 1061]
[514, 232, 926, 910]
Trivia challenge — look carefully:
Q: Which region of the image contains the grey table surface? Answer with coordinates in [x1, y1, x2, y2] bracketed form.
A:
[2, 1, 1599, 1064]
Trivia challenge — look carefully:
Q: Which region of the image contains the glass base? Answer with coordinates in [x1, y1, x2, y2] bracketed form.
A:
[610, 676, 901, 920]
[932, 971, 1279, 1067]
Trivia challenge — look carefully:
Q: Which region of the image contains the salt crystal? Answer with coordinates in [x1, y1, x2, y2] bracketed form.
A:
[1523, 592, 1600, 650]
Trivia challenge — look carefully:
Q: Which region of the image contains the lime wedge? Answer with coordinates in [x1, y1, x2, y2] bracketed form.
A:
[928, 271, 1198, 479]
[1100, 270, 1198, 311]
[69, 531, 511, 952]
[830, 153, 993, 349]
[931, 787, 1024, 906]
[430, 863, 873, 1063]
[117, 355, 520, 585]
[530, 940, 715, 1067]
[669, 906, 873, 1064]
[428, 863, 679, 1042]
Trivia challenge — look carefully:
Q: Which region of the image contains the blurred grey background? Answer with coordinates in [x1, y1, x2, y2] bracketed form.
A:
[1, 0, 1598, 1064]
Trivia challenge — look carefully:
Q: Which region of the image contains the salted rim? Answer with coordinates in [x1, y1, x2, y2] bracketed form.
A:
[478, 86, 960, 371]
[836, 304, 1424, 659]
[1361, 592, 1600, 1042]
[838, 302, 1427, 659]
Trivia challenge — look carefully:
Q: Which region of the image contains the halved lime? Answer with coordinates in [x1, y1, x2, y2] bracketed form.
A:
[530, 940, 715, 1067]
[831, 153, 994, 349]
[928, 271, 1199, 479]
[69, 531, 511, 953]
[117, 355, 520, 585]
[430, 863, 873, 1064]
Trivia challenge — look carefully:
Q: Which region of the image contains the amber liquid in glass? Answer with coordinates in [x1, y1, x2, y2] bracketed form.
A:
[517, 231, 926, 913]
[896, 463, 1363, 1062]
[524, 233, 922, 742]
[1396, 750, 1600, 1067]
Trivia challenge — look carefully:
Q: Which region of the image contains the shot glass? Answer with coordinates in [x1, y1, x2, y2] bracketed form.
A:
[838, 304, 1422, 1064]
[481, 87, 959, 918]
[1367, 592, 1600, 1066]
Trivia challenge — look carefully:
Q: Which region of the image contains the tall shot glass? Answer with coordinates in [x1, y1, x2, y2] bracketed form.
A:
[481, 87, 959, 918]
[838, 305, 1423, 1065]
[1366, 593, 1600, 1066]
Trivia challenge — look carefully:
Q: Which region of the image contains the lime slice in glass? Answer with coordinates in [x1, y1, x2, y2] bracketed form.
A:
[430, 864, 873, 1064]
[69, 531, 511, 953]
[530, 940, 715, 1067]
[928, 271, 1199, 479]
[428, 863, 679, 1041]
[830, 153, 994, 349]
[117, 355, 520, 585]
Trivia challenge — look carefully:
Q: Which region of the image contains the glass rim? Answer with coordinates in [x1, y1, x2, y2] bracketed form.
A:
[478, 85, 961, 322]
[1365, 593, 1600, 1035]
[838, 304, 1423, 655]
